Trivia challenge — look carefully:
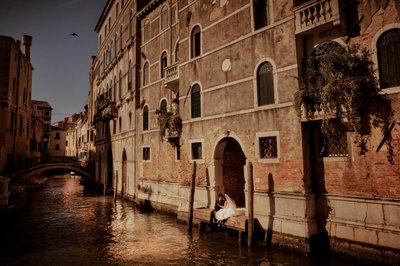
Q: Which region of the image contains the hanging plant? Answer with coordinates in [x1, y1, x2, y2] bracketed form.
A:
[294, 44, 394, 158]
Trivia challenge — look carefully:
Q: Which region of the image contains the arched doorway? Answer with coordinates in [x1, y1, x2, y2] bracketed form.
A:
[121, 150, 127, 196]
[107, 148, 113, 193]
[214, 137, 246, 207]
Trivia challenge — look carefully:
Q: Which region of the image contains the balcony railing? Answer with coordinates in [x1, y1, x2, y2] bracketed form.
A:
[294, 0, 342, 35]
[164, 63, 179, 92]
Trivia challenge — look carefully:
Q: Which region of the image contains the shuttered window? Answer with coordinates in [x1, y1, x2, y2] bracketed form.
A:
[143, 106, 149, 131]
[257, 61, 274, 105]
[191, 84, 201, 118]
[377, 29, 400, 89]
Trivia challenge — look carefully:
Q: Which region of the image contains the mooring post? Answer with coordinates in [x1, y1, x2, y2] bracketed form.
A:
[247, 161, 254, 247]
[188, 161, 197, 231]
[114, 171, 118, 203]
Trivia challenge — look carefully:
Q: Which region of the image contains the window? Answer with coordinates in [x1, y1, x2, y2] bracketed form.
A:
[113, 76, 117, 101]
[129, 10, 134, 36]
[160, 99, 168, 115]
[143, 105, 149, 130]
[191, 26, 201, 58]
[12, 78, 16, 95]
[254, 0, 271, 30]
[143, 62, 149, 86]
[113, 119, 117, 134]
[128, 60, 132, 90]
[160, 52, 168, 78]
[119, 117, 122, 132]
[119, 70, 122, 99]
[66, 141, 68, 146]
[175, 42, 179, 63]
[55, 144, 60, 150]
[55, 132, 60, 139]
[191, 142, 202, 160]
[143, 146, 150, 161]
[257, 132, 279, 163]
[257, 61, 274, 105]
[259, 136, 277, 158]
[116, 3, 119, 16]
[191, 84, 201, 118]
[377, 28, 400, 89]
[161, 6, 168, 31]
[119, 25, 123, 51]
[143, 20, 150, 43]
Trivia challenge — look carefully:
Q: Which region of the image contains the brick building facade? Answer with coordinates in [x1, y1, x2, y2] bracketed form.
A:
[91, 0, 400, 263]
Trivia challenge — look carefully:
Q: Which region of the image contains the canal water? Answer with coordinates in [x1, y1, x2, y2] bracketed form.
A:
[0, 175, 362, 266]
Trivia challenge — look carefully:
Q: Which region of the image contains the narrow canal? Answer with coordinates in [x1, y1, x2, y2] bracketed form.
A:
[0, 174, 362, 266]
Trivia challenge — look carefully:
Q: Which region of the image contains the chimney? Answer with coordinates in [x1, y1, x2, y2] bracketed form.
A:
[22, 35, 32, 61]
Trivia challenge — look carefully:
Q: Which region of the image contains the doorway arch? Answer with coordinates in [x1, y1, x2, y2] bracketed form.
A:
[121, 149, 127, 196]
[213, 137, 246, 207]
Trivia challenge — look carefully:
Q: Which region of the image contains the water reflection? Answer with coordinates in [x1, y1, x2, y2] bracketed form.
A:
[0, 175, 361, 266]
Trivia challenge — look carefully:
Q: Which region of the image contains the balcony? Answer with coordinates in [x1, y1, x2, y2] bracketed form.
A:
[294, 0, 342, 35]
[164, 63, 179, 92]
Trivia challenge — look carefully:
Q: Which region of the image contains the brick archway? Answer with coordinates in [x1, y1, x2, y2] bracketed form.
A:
[213, 137, 246, 207]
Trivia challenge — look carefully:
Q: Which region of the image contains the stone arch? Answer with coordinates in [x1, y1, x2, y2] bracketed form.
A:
[213, 136, 247, 207]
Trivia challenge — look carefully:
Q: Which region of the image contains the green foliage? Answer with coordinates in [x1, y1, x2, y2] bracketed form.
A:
[294, 44, 394, 159]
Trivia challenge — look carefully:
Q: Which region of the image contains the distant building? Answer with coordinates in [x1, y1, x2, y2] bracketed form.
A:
[53, 114, 80, 157]
[0, 35, 33, 173]
[32, 100, 52, 159]
[48, 125, 66, 157]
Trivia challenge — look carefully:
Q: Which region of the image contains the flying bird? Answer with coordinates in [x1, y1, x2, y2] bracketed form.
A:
[70, 33, 79, 37]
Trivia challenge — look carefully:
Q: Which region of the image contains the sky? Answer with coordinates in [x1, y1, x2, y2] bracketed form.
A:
[0, 0, 106, 122]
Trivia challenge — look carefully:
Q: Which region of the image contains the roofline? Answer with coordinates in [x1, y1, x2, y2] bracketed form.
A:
[94, 0, 114, 32]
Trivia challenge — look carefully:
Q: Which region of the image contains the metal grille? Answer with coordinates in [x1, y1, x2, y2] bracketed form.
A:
[312, 41, 344, 57]
[191, 142, 202, 160]
[259, 136, 277, 159]
[143, 147, 150, 161]
[321, 131, 348, 157]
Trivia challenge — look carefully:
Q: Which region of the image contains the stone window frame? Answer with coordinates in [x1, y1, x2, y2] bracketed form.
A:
[160, 5, 169, 32]
[160, 50, 168, 78]
[143, 19, 151, 44]
[371, 23, 400, 94]
[252, 0, 273, 31]
[174, 40, 180, 63]
[142, 104, 149, 131]
[253, 58, 278, 109]
[189, 139, 204, 163]
[255, 131, 280, 164]
[190, 83, 202, 119]
[159, 98, 168, 115]
[190, 25, 202, 59]
[142, 60, 150, 86]
[142, 145, 151, 162]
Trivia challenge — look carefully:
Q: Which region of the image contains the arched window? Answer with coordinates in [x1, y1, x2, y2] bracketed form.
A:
[257, 61, 274, 106]
[113, 76, 117, 101]
[143, 20, 150, 43]
[191, 84, 201, 118]
[191, 26, 201, 58]
[119, 70, 122, 99]
[129, 10, 134, 37]
[143, 61, 149, 86]
[160, 52, 168, 78]
[377, 28, 400, 89]
[128, 60, 132, 90]
[161, 6, 168, 31]
[160, 99, 168, 115]
[143, 106, 149, 130]
[119, 25, 123, 51]
[175, 42, 179, 63]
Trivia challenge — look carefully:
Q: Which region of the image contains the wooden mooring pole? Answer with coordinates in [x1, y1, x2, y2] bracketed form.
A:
[188, 161, 197, 231]
[114, 171, 118, 203]
[247, 161, 254, 247]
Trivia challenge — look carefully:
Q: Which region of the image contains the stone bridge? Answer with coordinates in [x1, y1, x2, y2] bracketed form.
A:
[9, 157, 93, 183]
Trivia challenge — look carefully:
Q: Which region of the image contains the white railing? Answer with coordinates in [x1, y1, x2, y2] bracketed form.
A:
[165, 63, 179, 84]
[294, 0, 341, 34]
